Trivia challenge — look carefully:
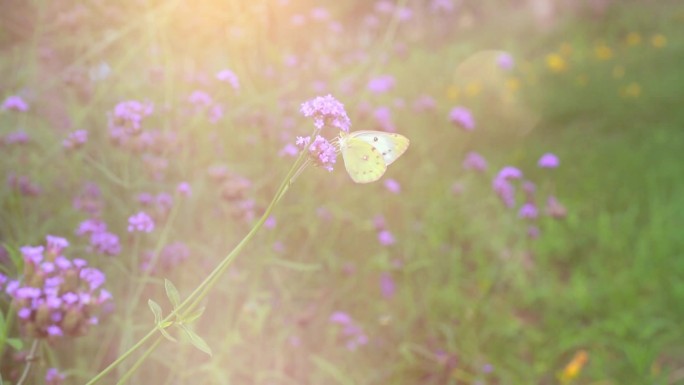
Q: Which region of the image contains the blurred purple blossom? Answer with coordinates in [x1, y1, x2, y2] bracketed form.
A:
[127, 211, 155, 233]
[216, 68, 240, 90]
[497, 166, 523, 180]
[298, 135, 337, 172]
[378, 229, 396, 246]
[463, 151, 488, 172]
[497, 53, 515, 70]
[380, 272, 396, 299]
[45, 368, 66, 385]
[367, 75, 395, 94]
[449, 106, 475, 131]
[63, 130, 88, 150]
[177, 182, 192, 197]
[492, 178, 516, 208]
[2, 95, 29, 112]
[4, 130, 30, 145]
[108, 100, 153, 139]
[538, 153, 560, 168]
[518, 203, 539, 219]
[384, 178, 401, 194]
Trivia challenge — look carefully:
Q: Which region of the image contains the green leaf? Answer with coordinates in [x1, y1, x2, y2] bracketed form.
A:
[164, 279, 181, 309]
[6, 338, 23, 351]
[159, 327, 177, 343]
[178, 324, 212, 357]
[182, 307, 206, 324]
[148, 299, 162, 324]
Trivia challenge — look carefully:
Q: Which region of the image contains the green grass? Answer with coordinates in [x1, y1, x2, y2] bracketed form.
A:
[1, 1, 684, 384]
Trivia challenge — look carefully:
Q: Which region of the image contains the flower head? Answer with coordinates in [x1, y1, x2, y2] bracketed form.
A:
[216, 69, 240, 90]
[449, 106, 475, 131]
[300, 95, 351, 132]
[2, 95, 29, 112]
[127, 211, 155, 233]
[497, 52, 515, 70]
[298, 135, 337, 172]
[63, 130, 88, 150]
[367, 75, 395, 94]
[463, 151, 487, 172]
[518, 203, 538, 219]
[538, 153, 559, 168]
[384, 178, 401, 194]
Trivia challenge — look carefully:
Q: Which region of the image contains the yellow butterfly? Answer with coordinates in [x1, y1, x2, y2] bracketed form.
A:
[337, 130, 410, 184]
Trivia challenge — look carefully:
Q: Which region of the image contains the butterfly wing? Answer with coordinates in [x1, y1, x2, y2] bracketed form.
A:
[349, 131, 410, 165]
[340, 136, 387, 184]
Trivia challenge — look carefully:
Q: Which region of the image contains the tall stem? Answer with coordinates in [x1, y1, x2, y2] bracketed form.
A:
[85, 148, 309, 385]
[16, 339, 39, 385]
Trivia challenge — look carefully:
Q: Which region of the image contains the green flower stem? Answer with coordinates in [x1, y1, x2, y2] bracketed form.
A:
[115, 335, 164, 385]
[85, 147, 309, 385]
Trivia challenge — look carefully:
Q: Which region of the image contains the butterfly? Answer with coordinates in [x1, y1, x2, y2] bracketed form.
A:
[337, 130, 410, 184]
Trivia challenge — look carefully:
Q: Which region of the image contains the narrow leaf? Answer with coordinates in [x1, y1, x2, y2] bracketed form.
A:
[159, 327, 177, 343]
[164, 279, 181, 309]
[179, 324, 212, 357]
[182, 307, 206, 324]
[148, 299, 162, 324]
[6, 338, 23, 351]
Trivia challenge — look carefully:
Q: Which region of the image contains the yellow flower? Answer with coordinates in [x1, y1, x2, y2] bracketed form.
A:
[612, 65, 625, 79]
[621, 82, 641, 98]
[594, 44, 613, 61]
[626, 32, 642, 45]
[651, 34, 667, 48]
[506, 77, 521, 92]
[546, 53, 567, 73]
[465, 81, 481, 97]
[559, 350, 588, 383]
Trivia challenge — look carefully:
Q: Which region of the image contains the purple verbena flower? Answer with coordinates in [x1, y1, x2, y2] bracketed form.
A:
[538, 153, 559, 168]
[492, 178, 516, 208]
[304, 135, 337, 172]
[380, 272, 396, 299]
[518, 203, 538, 219]
[384, 178, 401, 194]
[63, 130, 88, 150]
[300, 95, 351, 132]
[463, 151, 488, 172]
[108, 100, 154, 138]
[497, 166, 523, 180]
[4, 130, 30, 145]
[90, 232, 121, 256]
[367, 75, 395, 94]
[216, 69, 240, 90]
[497, 53, 515, 70]
[378, 229, 396, 246]
[2, 95, 29, 112]
[46, 368, 66, 385]
[449, 106, 475, 131]
[127, 211, 155, 233]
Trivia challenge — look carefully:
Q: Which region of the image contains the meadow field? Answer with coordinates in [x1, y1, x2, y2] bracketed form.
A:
[1, 0, 683, 384]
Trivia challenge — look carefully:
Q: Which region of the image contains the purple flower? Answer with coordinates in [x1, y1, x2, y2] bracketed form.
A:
[46, 235, 69, 256]
[90, 232, 121, 256]
[4, 130, 30, 145]
[21, 246, 44, 265]
[47, 325, 63, 336]
[279, 143, 299, 157]
[216, 69, 240, 90]
[380, 272, 396, 299]
[2, 95, 29, 112]
[108, 100, 153, 138]
[177, 182, 192, 196]
[264, 216, 277, 229]
[528, 225, 540, 239]
[302, 135, 337, 172]
[492, 178, 516, 208]
[128, 211, 155, 233]
[378, 230, 396, 246]
[463, 151, 488, 172]
[300, 95, 351, 132]
[367, 75, 395, 94]
[15, 287, 41, 299]
[18, 308, 31, 319]
[330, 311, 352, 325]
[76, 219, 107, 236]
[384, 178, 401, 194]
[518, 203, 538, 219]
[188, 90, 213, 108]
[63, 130, 88, 149]
[538, 153, 559, 168]
[449, 106, 475, 131]
[45, 368, 66, 385]
[497, 166, 523, 180]
[413, 94, 437, 112]
[497, 53, 515, 71]
[62, 292, 79, 304]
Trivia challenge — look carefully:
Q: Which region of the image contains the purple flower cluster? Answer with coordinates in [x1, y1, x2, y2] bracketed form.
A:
[108, 100, 154, 141]
[449, 106, 475, 131]
[127, 211, 155, 233]
[45, 368, 66, 385]
[329, 311, 369, 351]
[300, 94, 351, 132]
[373, 215, 397, 246]
[3, 130, 30, 145]
[367, 75, 396, 94]
[216, 69, 240, 91]
[5, 235, 112, 340]
[76, 219, 121, 256]
[463, 151, 488, 172]
[7, 173, 41, 196]
[2, 95, 29, 112]
[73, 182, 103, 216]
[492, 166, 523, 208]
[63, 130, 88, 150]
[296, 135, 337, 172]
